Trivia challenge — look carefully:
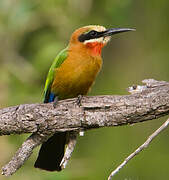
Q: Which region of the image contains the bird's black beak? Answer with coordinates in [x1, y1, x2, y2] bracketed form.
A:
[78, 28, 135, 42]
[98, 28, 136, 38]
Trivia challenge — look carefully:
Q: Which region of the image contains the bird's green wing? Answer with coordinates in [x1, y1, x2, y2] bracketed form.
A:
[43, 47, 68, 103]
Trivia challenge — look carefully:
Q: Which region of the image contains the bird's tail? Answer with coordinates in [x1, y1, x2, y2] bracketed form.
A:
[34, 132, 67, 171]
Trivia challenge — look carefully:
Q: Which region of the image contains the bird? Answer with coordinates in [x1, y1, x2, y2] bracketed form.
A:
[34, 25, 135, 171]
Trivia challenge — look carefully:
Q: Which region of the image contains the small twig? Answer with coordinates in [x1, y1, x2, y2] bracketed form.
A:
[2, 133, 50, 176]
[108, 118, 169, 180]
[60, 131, 78, 169]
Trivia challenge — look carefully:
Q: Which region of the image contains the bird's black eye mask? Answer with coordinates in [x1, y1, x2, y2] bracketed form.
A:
[78, 30, 104, 42]
[78, 28, 136, 43]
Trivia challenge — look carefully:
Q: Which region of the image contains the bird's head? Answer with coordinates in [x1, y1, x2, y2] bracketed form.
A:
[69, 25, 135, 56]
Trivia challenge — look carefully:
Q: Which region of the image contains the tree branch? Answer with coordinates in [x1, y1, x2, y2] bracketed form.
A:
[108, 117, 169, 180]
[0, 79, 168, 176]
[2, 133, 50, 176]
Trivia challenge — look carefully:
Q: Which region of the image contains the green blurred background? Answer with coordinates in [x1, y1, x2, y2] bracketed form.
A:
[0, 0, 168, 179]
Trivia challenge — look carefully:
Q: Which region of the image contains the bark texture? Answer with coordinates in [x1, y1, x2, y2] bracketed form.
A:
[0, 79, 168, 176]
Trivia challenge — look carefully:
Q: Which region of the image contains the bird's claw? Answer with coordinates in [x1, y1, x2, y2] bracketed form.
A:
[53, 96, 58, 108]
[76, 95, 83, 107]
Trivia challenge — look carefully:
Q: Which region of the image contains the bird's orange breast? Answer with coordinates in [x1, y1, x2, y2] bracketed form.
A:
[51, 45, 102, 100]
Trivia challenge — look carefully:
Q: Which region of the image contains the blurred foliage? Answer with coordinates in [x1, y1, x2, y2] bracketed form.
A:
[0, 0, 169, 180]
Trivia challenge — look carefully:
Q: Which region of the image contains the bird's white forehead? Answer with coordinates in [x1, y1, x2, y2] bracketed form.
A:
[85, 25, 106, 32]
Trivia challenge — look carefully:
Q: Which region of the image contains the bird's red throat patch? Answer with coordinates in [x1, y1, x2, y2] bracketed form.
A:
[86, 42, 104, 56]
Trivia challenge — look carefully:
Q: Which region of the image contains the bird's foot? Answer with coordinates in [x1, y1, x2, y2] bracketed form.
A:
[76, 95, 83, 107]
[53, 96, 58, 108]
